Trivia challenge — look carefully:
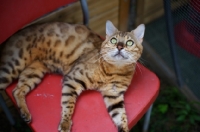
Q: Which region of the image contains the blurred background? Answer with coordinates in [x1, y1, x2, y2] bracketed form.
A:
[1, 0, 200, 131]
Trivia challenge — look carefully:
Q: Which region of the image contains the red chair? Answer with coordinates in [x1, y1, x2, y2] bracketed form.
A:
[0, 0, 160, 131]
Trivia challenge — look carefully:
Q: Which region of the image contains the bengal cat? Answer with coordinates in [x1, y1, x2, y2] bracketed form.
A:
[0, 20, 145, 132]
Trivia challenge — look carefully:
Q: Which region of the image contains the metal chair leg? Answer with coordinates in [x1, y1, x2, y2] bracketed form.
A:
[80, 0, 89, 26]
[0, 93, 15, 126]
[163, 0, 183, 87]
[142, 104, 153, 132]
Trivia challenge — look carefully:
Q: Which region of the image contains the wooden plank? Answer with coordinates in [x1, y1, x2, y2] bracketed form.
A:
[144, 0, 163, 14]
[90, 7, 119, 35]
[135, 0, 145, 25]
[91, 17, 118, 36]
[94, 17, 118, 36]
[90, 7, 118, 28]
[143, 8, 164, 24]
[143, 0, 189, 24]
[136, 0, 189, 25]
[29, 0, 119, 30]
[119, 0, 131, 31]
[88, 0, 119, 18]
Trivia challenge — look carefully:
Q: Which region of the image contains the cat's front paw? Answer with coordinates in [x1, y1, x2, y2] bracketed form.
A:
[118, 125, 129, 132]
[19, 107, 31, 123]
[58, 120, 72, 132]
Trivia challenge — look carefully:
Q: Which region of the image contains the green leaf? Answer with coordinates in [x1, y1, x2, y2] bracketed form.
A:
[157, 104, 168, 114]
[193, 115, 200, 121]
[185, 104, 191, 111]
[177, 110, 188, 116]
[189, 116, 195, 125]
[176, 115, 186, 122]
[191, 101, 200, 106]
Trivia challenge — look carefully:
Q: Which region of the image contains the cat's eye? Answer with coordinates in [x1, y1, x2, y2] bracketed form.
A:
[110, 38, 117, 44]
[126, 40, 134, 46]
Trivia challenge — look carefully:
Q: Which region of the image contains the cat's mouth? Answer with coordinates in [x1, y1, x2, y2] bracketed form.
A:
[113, 52, 128, 59]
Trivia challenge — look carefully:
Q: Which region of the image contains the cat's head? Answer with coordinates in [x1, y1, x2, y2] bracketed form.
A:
[100, 20, 145, 66]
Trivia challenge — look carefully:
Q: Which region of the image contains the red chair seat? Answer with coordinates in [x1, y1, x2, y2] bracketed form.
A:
[5, 63, 159, 132]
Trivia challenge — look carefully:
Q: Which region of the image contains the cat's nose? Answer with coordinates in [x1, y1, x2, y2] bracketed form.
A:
[117, 42, 124, 51]
[117, 45, 123, 50]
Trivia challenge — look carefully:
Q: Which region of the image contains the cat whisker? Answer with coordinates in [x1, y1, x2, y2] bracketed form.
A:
[88, 50, 111, 62]
[136, 62, 143, 75]
[139, 57, 148, 62]
[94, 54, 107, 63]
[100, 49, 113, 55]
[130, 63, 135, 69]
[138, 58, 147, 67]
[88, 53, 101, 61]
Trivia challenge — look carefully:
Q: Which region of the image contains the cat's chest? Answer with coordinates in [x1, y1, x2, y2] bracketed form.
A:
[82, 63, 131, 89]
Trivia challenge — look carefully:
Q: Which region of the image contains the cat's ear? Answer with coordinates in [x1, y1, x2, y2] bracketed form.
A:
[132, 24, 145, 43]
[106, 20, 118, 37]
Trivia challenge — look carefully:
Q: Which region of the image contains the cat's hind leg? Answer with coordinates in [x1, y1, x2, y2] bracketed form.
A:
[12, 61, 49, 123]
